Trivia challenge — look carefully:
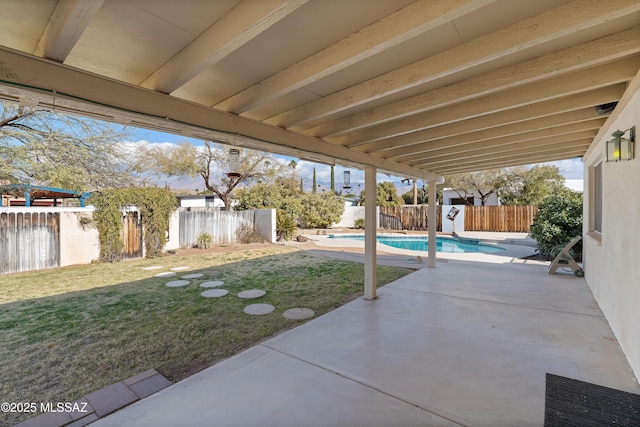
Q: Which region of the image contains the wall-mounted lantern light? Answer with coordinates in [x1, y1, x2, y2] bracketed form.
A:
[228, 148, 241, 179]
[606, 127, 635, 162]
[343, 170, 351, 189]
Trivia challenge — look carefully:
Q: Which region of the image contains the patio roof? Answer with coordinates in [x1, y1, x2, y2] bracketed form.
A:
[0, 0, 639, 179]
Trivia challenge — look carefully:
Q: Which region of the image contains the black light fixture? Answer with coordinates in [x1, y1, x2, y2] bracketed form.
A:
[227, 148, 241, 179]
[343, 170, 351, 189]
[606, 127, 635, 162]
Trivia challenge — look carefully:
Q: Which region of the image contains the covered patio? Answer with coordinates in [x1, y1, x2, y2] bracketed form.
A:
[1, 1, 640, 425]
[89, 257, 639, 426]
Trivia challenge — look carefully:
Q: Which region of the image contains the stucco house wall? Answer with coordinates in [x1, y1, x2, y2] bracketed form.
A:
[583, 79, 640, 380]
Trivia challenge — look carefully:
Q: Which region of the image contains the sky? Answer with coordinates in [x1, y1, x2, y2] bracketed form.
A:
[128, 127, 585, 194]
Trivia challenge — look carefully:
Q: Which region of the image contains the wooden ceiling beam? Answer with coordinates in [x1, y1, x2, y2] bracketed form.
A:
[330, 56, 639, 146]
[303, 26, 640, 137]
[265, 0, 640, 130]
[140, 0, 308, 93]
[215, 0, 494, 115]
[400, 126, 599, 166]
[390, 117, 606, 163]
[424, 144, 590, 173]
[34, 0, 104, 62]
[0, 46, 442, 182]
[408, 132, 596, 167]
[351, 84, 623, 154]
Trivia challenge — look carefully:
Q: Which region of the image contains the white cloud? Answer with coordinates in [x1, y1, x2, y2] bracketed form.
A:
[533, 158, 584, 179]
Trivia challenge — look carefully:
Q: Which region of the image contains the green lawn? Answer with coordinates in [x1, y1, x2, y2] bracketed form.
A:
[0, 246, 412, 426]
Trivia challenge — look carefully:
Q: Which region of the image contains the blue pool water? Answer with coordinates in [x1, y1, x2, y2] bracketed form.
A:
[329, 235, 505, 253]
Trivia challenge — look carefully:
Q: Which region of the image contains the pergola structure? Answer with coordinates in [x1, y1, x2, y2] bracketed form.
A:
[1, 0, 639, 298]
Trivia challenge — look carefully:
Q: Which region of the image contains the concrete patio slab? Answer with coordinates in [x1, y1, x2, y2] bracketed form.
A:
[90, 257, 639, 427]
[91, 346, 458, 427]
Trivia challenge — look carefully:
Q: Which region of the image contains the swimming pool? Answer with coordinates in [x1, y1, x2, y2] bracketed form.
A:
[329, 235, 505, 253]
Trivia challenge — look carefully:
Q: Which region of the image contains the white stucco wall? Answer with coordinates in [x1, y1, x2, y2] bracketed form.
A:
[334, 206, 365, 228]
[441, 205, 465, 233]
[58, 208, 100, 266]
[254, 209, 276, 243]
[583, 82, 640, 380]
[166, 210, 181, 250]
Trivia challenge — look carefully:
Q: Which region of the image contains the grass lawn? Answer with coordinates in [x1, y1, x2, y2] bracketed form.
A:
[0, 245, 412, 426]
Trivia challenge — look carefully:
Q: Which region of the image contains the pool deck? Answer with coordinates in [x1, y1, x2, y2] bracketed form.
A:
[292, 231, 541, 268]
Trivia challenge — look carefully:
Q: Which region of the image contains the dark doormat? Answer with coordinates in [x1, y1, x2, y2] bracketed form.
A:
[545, 373, 640, 426]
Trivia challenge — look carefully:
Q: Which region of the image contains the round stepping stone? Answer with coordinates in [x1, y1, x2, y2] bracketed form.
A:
[201, 289, 229, 298]
[243, 303, 275, 316]
[171, 266, 190, 271]
[143, 266, 163, 270]
[200, 281, 224, 288]
[182, 273, 204, 279]
[166, 280, 190, 287]
[237, 289, 266, 299]
[155, 271, 176, 278]
[283, 308, 315, 320]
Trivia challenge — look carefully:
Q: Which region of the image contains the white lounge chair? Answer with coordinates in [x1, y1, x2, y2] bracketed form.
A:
[548, 236, 584, 277]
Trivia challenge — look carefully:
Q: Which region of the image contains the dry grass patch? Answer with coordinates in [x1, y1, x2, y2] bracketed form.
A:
[0, 246, 412, 426]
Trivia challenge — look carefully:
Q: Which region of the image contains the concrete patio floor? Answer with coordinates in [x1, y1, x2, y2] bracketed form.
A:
[91, 250, 639, 427]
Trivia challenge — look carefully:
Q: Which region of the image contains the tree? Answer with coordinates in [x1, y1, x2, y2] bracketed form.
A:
[359, 181, 402, 207]
[402, 187, 427, 205]
[0, 102, 133, 191]
[529, 188, 583, 258]
[444, 169, 505, 206]
[330, 165, 335, 193]
[498, 165, 565, 205]
[137, 140, 287, 210]
[235, 176, 304, 239]
[299, 192, 345, 229]
[312, 167, 317, 193]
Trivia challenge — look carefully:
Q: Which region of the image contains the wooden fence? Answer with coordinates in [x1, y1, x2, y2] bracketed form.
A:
[0, 211, 60, 274]
[379, 206, 442, 231]
[178, 208, 255, 247]
[464, 205, 538, 232]
[121, 211, 143, 259]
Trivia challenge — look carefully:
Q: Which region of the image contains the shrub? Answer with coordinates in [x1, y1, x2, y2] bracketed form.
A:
[276, 210, 297, 240]
[300, 192, 345, 229]
[236, 223, 265, 244]
[92, 187, 177, 261]
[354, 218, 365, 229]
[195, 232, 214, 249]
[529, 189, 583, 258]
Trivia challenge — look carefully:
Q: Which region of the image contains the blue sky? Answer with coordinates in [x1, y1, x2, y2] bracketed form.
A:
[128, 127, 584, 194]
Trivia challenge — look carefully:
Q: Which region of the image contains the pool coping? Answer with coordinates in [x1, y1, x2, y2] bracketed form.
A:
[298, 232, 543, 265]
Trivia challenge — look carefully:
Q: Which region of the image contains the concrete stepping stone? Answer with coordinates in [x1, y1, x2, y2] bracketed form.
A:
[171, 266, 190, 271]
[182, 273, 204, 279]
[283, 308, 315, 320]
[201, 289, 229, 298]
[237, 289, 266, 299]
[142, 266, 163, 270]
[166, 280, 190, 287]
[200, 281, 224, 288]
[155, 271, 176, 278]
[244, 303, 275, 315]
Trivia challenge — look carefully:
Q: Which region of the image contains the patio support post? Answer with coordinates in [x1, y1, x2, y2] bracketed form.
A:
[428, 180, 437, 268]
[364, 166, 377, 299]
